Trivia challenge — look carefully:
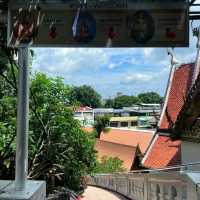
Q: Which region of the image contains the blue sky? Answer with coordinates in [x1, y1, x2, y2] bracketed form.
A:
[32, 11, 199, 99]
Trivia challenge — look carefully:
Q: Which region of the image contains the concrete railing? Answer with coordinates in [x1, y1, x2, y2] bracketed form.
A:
[88, 171, 200, 200]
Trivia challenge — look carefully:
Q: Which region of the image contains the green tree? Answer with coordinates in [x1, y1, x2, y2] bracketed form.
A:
[93, 156, 125, 173]
[93, 115, 110, 138]
[138, 92, 163, 104]
[113, 95, 139, 108]
[0, 29, 97, 192]
[69, 85, 101, 108]
[29, 73, 97, 190]
[104, 98, 114, 108]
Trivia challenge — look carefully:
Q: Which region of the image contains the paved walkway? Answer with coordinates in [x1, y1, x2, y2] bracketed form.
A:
[81, 186, 128, 200]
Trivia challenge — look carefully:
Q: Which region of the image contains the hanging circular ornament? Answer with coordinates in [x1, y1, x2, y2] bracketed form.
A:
[129, 10, 155, 45]
[72, 11, 96, 44]
[107, 26, 116, 40]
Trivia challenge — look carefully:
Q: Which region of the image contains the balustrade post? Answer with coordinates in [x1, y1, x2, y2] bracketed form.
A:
[144, 177, 148, 200]
[159, 183, 166, 200]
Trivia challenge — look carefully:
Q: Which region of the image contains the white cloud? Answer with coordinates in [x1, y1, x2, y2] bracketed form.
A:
[108, 63, 117, 69]
[121, 73, 154, 84]
[32, 20, 199, 97]
[143, 48, 154, 57]
[33, 48, 109, 76]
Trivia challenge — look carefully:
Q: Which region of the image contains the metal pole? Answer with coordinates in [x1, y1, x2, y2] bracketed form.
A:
[15, 46, 29, 191]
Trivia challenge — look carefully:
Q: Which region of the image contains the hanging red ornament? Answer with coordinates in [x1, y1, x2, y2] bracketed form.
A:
[107, 26, 116, 40]
[166, 28, 176, 39]
[49, 24, 57, 39]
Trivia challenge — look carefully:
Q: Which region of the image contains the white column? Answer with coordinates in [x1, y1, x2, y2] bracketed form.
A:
[192, 26, 200, 85]
[128, 121, 131, 128]
[15, 47, 29, 191]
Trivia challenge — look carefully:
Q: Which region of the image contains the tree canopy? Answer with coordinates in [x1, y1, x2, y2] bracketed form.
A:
[104, 92, 163, 108]
[138, 92, 163, 104]
[69, 85, 102, 108]
[93, 115, 110, 138]
[113, 95, 140, 108]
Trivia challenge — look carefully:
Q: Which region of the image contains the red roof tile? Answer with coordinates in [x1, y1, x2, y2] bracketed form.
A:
[75, 106, 93, 112]
[95, 140, 137, 170]
[159, 63, 195, 130]
[142, 135, 181, 169]
[143, 63, 195, 169]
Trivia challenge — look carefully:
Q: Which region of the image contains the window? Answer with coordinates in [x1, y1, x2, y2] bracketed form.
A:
[121, 122, 128, 127]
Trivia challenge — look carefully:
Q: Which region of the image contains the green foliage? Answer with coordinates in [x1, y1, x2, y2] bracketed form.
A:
[138, 92, 163, 104]
[0, 56, 97, 192]
[104, 98, 114, 108]
[113, 95, 140, 108]
[69, 85, 101, 108]
[93, 115, 110, 138]
[93, 156, 125, 173]
[29, 73, 96, 192]
[104, 92, 163, 108]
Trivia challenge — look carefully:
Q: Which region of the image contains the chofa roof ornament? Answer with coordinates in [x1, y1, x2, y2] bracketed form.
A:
[167, 48, 180, 67]
[191, 22, 200, 84]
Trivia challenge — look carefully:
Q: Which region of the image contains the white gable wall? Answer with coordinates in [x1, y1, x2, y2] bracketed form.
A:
[182, 141, 200, 171]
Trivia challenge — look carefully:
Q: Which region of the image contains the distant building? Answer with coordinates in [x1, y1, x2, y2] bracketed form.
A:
[93, 108, 114, 118]
[109, 116, 138, 128]
[74, 106, 94, 126]
[93, 104, 161, 129]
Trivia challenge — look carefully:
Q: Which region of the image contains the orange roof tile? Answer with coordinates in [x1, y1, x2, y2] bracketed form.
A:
[95, 140, 137, 170]
[142, 135, 181, 169]
[143, 63, 195, 169]
[83, 127, 154, 154]
[99, 129, 154, 154]
[159, 63, 195, 130]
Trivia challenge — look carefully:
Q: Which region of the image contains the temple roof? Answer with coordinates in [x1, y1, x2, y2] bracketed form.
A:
[159, 63, 195, 131]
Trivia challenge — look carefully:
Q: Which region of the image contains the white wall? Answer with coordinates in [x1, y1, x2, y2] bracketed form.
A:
[182, 141, 200, 171]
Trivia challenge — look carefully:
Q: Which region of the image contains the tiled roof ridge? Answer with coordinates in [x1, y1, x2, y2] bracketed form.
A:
[142, 135, 181, 169]
[158, 62, 195, 130]
[97, 139, 138, 149]
[175, 62, 195, 70]
[174, 72, 200, 139]
[142, 63, 196, 169]
[108, 127, 155, 134]
[142, 134, 159, 165]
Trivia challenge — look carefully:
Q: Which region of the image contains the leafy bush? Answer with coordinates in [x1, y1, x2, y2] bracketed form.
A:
[93, 156, 125, 173]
